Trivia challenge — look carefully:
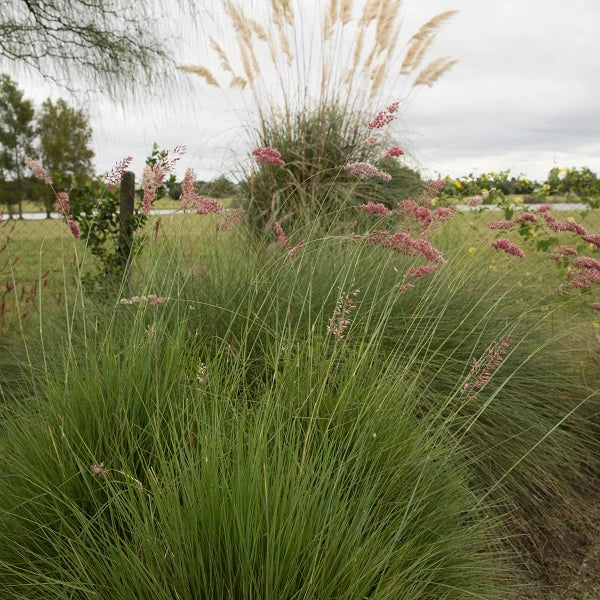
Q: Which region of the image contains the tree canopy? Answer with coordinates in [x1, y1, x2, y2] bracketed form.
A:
[1, 0, 197, 96]
[0, 73, 36, 183]
[38, 98, 94, 183]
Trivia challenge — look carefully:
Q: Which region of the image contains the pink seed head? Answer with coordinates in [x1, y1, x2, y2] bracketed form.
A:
[490, 238, 524, 258]
[344, 162, 391, 181]
[360, 202, 391, 216]
[252, 146, 285, 166]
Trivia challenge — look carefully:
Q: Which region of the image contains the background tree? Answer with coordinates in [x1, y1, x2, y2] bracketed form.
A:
[37, 98, 95, 216]
[0, 0, 198, 97]
[0, 73, 36, 218]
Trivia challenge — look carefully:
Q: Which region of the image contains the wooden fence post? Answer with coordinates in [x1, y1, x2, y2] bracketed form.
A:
[118, 171, 135, 269]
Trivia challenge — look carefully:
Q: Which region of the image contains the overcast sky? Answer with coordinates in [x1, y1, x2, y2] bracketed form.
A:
[6, 0, 600, 184]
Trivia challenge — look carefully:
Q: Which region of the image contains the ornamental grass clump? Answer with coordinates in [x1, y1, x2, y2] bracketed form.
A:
[181, 0, 458, 231]
[0, 261, 506, 599]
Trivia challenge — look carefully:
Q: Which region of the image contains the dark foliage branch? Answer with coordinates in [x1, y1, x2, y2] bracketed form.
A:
[1, 0, 191, 96]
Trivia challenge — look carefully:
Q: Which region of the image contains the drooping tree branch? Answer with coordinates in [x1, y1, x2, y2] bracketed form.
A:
[1, 0, 196, 97]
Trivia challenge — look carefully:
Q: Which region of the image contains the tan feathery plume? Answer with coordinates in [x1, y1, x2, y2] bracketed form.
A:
[340, 0, 353, 25]
[178, 65, 221, 87]
[369, 61, 386, 99]
[270, 0, 282, 29]
[400, 34, 434, 74]
[359, 0, 381, 26]
[407, 10, 458, 46]
[271, 0, 294, 28]
[247, 41, 261, 78]
[279, 29, 294, 65]
[413, 56, 458, 87]
[249, 19, 268, 41]
[328, 0, 340, 26]
[401, 11, 457, 73]
[230, 75, 247, 89]
[266, 30, 279, 67]
[210, 37, 234, 74]
[375, 0, 400, 56]
[225, 0, 252, 45]
[238, 42, 256, 84]
[362, 43, 377, 72]
[280, 0, 294, 26]
[350, 26, 365, 73]
[322, 9, 334, 40]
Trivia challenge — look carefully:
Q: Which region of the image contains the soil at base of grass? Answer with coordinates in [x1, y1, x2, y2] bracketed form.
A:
[517, 485, 600, 599]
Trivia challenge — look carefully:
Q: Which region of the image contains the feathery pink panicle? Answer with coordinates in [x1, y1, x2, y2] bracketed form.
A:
[405, 263, 439, 279]
[141, 164, 166, 216]
[179, 168, 198, 210]
[55, 192, 70, 214]
[66, 216, 81, 239]
[583, 233, 600, 249]
[518, 212, 538, 223]
[543, 213, 589, 237]
[360, 202, 391, 216]
[488, 220, 515, 230]
[194, 196, 224, 215]
[285, 240, 304, 262]
[491, 238, 524, 258]
[468, 195, 483, 207]
[424, 179, 445, 197]
[383, 146, 404, 158]
[397, 282, 415, 293]
[104, 156, 133, 190]
[157, 145, 186, 172]
[90, 462, 109, 478]
[465, 336, 510, 395]
[344, 162, 392, 181]
[367, 102, 399, 129]
[362, 137, 377, 147]
[274, 222, 288, 246]
[536, 204, 552, 213]
[567, 268, 600, 289]
[592, 302, 600, 311]
[433, 207, 455, 223]
[398, 199, 449, 230]
[252, 146, 285, 166]
[24, 156, 52, 185]
[572, 256, 600, 271]
[541, 213, 562, 233]
[147, 295, 167, 306]
[327, 285, 360, 340]
[413, 237, 445, 264]
[178, 169, 224, 215]
[556, 245, 578, 256]
[119, 294, 167, 305]
[217, 208, 245, 232]
[562, 219, 588, 237]
[364, 229, 445, 264]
